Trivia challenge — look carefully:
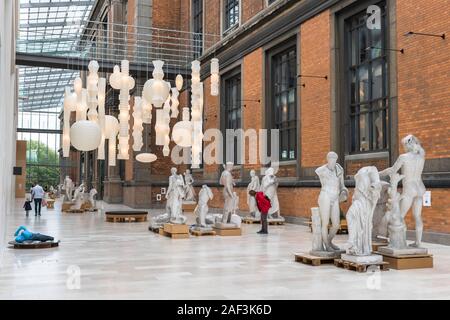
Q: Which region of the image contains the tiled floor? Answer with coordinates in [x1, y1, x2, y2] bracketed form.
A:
[0, 198, 449, 299]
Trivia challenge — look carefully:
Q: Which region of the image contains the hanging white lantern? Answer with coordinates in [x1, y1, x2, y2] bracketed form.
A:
[74, 76, 83, 121]
[155, 109, 169, 146]
[97, 77, 106, 160]
[142, 96, 152, 124]
[79, 88, 88, 121]
[136, 153, 157, 163]
[110, 60, 134, 160]
[105, 115, 119, 166]
[190, 60, 204, 167]
[62, 87, 72, 157]
[70, 120, 102, 151]
[143, 60, 170, 108]
[175, 74, 183, 91]
[170, 87, 179, 118]
[162, 97, 171, 155]
[172, 107, 192, 147]
[87, 60, 99, 122]
[210, 58, 220, 96]
[132, 97, 143, 151]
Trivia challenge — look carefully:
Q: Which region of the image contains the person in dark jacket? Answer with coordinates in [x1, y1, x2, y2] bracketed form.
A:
[23, 195, 32, 217]
[249, 190, 272, 234]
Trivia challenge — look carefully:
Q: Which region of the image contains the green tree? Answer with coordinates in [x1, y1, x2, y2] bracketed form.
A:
[26, 140, 60, 191]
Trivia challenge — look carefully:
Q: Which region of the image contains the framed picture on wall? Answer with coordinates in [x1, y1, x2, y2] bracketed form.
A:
[161, 188, 166, 195]
[156, 194, 162, 201]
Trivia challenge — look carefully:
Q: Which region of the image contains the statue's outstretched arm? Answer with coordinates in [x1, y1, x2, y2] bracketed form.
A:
[380, 156, 404, 176]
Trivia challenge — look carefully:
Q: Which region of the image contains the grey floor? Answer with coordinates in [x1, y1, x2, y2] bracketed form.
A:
[0, 198, 449, 300]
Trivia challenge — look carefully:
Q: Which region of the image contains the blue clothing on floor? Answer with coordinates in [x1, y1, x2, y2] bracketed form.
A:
[14, 226, 33, 243]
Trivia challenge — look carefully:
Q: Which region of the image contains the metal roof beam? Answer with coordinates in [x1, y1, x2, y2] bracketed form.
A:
[20, 1, 93, 9]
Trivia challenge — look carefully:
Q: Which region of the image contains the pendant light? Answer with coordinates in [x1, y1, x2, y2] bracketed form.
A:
[132, 96, 143, 151]
[97, 77, 106, 160]
[210, 58, 219, 96]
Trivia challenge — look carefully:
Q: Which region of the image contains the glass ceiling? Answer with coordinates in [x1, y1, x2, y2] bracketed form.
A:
[17, 0, 95, 112]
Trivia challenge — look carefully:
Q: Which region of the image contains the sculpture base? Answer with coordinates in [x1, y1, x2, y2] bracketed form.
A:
[190, 228, 216, 236]
[213, 227, 241, 236]
[295, 252, 336, 266]
[160, 223, 189, 239]
[334, 258, 389, 273]
[341, 253, 383, 264]
[182, 201, 197, 213]
[372, 240, 389, 252]
[375, 251, 433, 270]
[62, 202, 73, 212]
[46, 199, 55, 209]
[378, 246, 428, 256]
[309, 250, 343, 258]
[214, 222, 238, 229]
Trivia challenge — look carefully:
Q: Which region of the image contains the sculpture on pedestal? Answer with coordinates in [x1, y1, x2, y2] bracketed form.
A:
[192, 185, 214, 231]
[261, 167, 283, 221]
[246, 170, 260, 219]
[63, 176, 74, 202]
[153, 167, 187, 226]
[372, 182, 390, 241]
[71, 183, 86, 210]
[314, 152, 348, 255]
[89, 188, 98, 209]
[216, 162, 238, 228]
[345, 166, 383, 257]
[379, 134, 425, 248]
[183, 169, 196, 202]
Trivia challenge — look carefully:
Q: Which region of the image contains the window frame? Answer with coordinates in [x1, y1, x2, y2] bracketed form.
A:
[222, 0, 240, 36]
[192, 0, 203, 58]
[265, 37, 298, 162]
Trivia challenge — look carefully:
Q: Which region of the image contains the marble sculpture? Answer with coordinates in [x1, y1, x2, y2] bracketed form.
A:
[246, 169, 260, 219]
[261, 167, 283, 221]
[183, 169, 196, 202]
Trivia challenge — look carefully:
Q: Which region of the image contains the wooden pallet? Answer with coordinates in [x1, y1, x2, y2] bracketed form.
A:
[148, 225, 162, 234]
[190, 229, 216, 236]
[294, 253, 335, 266]
[46, 200, 55, 209]
[372, 241, 389, 252]
[268, 220, 285, 225]
[242, 217, 260, 224]
[334, 258, 389, 272]
[213, 227, 242, 236]
[106, 215, 147, 222]
[374, 251, 433, 270]
[64, 209, 85, 213]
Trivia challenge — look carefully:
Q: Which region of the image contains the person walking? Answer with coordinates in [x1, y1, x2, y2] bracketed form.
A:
[23, 195, 32, 217]
[31, 182, 45, 216]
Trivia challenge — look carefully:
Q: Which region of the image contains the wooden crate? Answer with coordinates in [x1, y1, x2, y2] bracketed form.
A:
[46, 200, 55, 209]
[61, 202, 73, 212]
[213, 227, 242, 236]
[294, 253, 335, 266]
[190, 229, 216, 236]
[334, 258, 389, 273]
[375, 251, 433, 270]
[372, 241, 389, 252]
[161, 223, 190, 239]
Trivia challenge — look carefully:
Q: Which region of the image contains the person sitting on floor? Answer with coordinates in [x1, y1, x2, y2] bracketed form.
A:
[248, 190, 272, 234]
[14, 226, 54, 243]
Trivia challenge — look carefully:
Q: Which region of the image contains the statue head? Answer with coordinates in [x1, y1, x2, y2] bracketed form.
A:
[186, 169, 191, 174]
[250, 170, 255, 177]
[224, 162, 234, 171]
[170, 167, 177, 175]
[326, 151, 338, 167]
[402, 134, 422, 154]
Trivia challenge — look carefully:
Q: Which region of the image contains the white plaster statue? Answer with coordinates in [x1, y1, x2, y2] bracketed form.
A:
[183, 169, 196, 202]
[216, 162, 238, 228]
[193, 185, 214, 230]
[73, 183, 85, 202]
[346, 166, 382, 256]
[379, 134, 425, 248]
[63, 176, 74, 202]
[89, 188, 98, 208]
[310, 207, 324, 253]
[372, 182, 390, 241]
[261, 167, 283, 221]
[57, 184, 62, 197]
[246, 170, 260, 219]
[315, 152, 348, 252]
[233, 192, 239, 215]
[153, 168, 187, 225]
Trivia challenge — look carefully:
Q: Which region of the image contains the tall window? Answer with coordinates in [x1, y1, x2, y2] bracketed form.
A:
[224, 0, 239, 32]
[223, 70, 241, 164]
[345, 2, 388, 153]
[192, 0, 203, 58]
[271, 45, 297, 161]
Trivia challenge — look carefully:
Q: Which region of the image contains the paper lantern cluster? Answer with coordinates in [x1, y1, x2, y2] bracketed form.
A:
[63, 57, 218, 168]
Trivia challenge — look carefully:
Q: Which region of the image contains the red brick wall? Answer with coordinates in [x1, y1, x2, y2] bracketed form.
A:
[204, 0, 221, 49]
[203, 76, 221, 177]
[242, 48, 263, 170]
[152, 0, 182, 30]
[396, 0, 450, 159]
[242, 0, 264, 23]
[300, 10, 331, 167]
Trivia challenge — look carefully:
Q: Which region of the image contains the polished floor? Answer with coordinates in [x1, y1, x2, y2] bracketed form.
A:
[0, 198, 449, 300]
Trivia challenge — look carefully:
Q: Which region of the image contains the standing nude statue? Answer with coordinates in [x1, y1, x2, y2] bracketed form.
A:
[246, 170, 260, 218]
[379, 134, 425, 247]
[193, 185, 214, 230]
[315, 152, 348, 252]
[183, 169, 196, 202]
[219, 162, 236, 225]
[63, 176, 74, 202]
